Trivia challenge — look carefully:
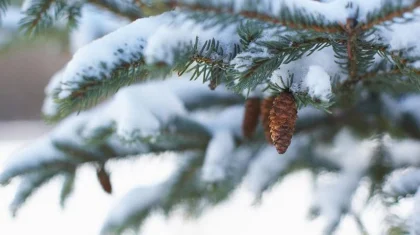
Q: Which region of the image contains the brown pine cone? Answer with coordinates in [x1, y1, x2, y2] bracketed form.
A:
[269, 92, 297, 154]
[261, 96, 275, 144]
[97, 166, 112, 194]
[242, 97, 261, 138]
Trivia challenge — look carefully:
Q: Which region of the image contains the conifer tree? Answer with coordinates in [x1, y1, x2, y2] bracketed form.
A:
[2, 0, 420, 234]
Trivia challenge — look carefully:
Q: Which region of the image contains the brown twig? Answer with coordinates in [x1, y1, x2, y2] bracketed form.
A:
[359, 1, 420, 30]
[339, 18, 360, 88]
[26, 0, 55, 34]
[166, 1, 344, 33]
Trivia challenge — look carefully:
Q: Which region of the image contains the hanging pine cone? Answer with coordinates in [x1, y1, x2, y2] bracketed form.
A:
[269, 92, 297, 154]
[96, 166, 112, 194]
[242, 97, 261, 138]
[261, 96, 275, 144]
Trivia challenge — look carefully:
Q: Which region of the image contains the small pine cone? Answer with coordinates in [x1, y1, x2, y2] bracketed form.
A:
[242, 97, 261, 138]
[97, 166, 112, 194]
[208, 78, 217, 90]
[261, 96, 275, 144]
[269, 92, 297, 154]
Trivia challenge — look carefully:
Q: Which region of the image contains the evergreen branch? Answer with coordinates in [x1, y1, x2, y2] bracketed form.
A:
[342, 47, 420, 90]
[359, 0, 420, 30]
[0, 0, 10, 17]
[237, 21, 263, 50]
[88, 0, 143, 21]
[339, 24, 386, 89]
[163, 1, 344, 33]
[54, 61, 171, 121]
[177, 38, 241, 86]
[231, 36, 331, 92]
[19, 0, 83, 34]
[9, 170, 61, 217]
[19, 0, 56, 35]
[0, 160, 76, 185]
[60, 171, 76, 208]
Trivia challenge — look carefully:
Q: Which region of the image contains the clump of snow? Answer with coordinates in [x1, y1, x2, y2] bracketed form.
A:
[383, 135, 420, 167]
[377, 20, 420, 58]
[70, 4, 130, 53]
[144, 17, 239, 65]
[383, 168, 420, 197]
[80, 81, 186, 141]
[201, 130, 235, 183]
[0, 137, 67, 185]
[303, 65, 332, 102]
[57, 12, 174, 99]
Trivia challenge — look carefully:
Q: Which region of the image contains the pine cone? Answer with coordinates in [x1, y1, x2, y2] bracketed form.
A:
[269, 92, 297, 154]
[242, 97, 261, 138]
[97, 166, 112, 194]
[261, 96, 275, 144]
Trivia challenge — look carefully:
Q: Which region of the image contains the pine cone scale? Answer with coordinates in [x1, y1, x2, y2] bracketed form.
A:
[261, 97, 275, 144]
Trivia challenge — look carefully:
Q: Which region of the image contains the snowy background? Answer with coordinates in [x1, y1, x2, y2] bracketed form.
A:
[0, 1, 418, 234]
[0, 123, 388, 235]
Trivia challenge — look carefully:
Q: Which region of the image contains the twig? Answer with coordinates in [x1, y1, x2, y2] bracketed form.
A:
[359, 1, 420, 30]
[165, 1, 344, 33]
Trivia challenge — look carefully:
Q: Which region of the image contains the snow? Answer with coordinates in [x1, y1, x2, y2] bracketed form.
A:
[377, 20, 420, 58]
[100, 155, 195, 234]
[315, 129, 376, 172]
[1, 7, 22, 30]
[42, 69, 64, 117]
[166, 78, 240, 107]
[201, 130, 235, 183]
[57, 12, 174, 99]
[193, 105, 244, 137]
[100, 182, 169, 234]
[410, 187, 420, 235]
[384, 136, 420, 167]
[69, 5, 130, 53]
[246, 135, 309, 196]
[310, 171, 363, 231]
[0, 7, 22, 47]
[144, 17, 239, 65]
[400, 95, 420, 126]
[0, 136, 67, 185]
[303, 65, 332, 102]
[383, 168, 420, 197]
[80, 81, 187, 141]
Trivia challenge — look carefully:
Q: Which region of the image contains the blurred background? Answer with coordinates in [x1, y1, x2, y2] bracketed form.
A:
[0, 1, 413, 235]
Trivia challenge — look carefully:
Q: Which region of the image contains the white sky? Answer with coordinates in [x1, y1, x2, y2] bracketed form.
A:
[0, 122, 411, 235]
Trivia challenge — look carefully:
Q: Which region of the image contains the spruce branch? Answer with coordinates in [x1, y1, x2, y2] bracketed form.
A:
[341, 46, 420, 90]
[177, 37, 241, 84]
[359, 0, 420, 31]
[19, 0, 56, 35]
[0, 0, 10, 17]
[54, 60, 170, 120]
[60, 171, 76, 208]
[159, 1, 344, 33]
[10, 170, 61, 217]
[231, 35, 331, 92]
